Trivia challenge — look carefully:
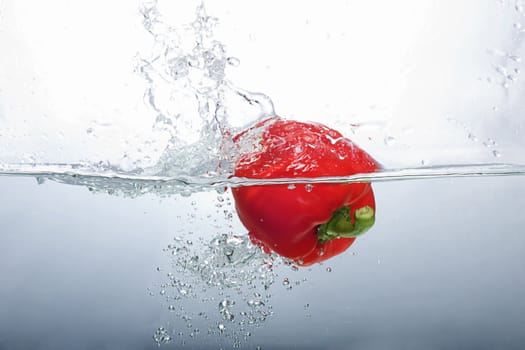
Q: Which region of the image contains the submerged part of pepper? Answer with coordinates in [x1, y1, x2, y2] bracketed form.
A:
[317, 205, 375, 243]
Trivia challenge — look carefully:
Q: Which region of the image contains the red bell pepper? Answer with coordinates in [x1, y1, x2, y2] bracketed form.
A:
[232, 118, 379, 266]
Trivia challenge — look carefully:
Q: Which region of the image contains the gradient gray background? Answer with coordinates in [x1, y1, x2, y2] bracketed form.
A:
[1, 175, 524, 349]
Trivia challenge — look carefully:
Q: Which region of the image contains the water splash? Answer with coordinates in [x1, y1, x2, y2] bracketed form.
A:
[136, 0, 274, 179]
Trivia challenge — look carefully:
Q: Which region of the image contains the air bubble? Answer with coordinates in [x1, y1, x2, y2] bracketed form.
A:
[153, 327, 172, 345]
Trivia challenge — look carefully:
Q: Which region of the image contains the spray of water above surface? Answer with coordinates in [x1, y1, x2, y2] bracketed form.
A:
[0, 0, 524, 197]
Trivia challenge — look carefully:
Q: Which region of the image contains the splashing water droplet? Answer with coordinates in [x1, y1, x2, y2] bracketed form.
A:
[509, 55, 522, 63]
[227, 57, 240, 67]
[384, 135, 396, 146]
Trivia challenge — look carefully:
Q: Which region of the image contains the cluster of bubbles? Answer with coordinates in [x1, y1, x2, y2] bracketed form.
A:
[146, 192, 320, 348]
[150, 193, 278, 348]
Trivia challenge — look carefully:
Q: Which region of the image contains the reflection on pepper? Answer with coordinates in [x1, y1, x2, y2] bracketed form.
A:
[231, 117, 380, 266]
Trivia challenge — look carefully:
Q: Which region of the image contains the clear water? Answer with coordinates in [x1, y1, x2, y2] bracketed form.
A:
[1, 0, 525, 349]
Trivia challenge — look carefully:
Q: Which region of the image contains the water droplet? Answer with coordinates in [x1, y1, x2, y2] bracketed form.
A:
[509, 55, 522, 63]
[305, 184, 313, 192]
[492, 150, 502, 158]
[227, 57, 240, 67]
[468, 133, 478, 142]
[326, 267, 332, 273]
[282, 278, 290, 286]
[287, 184, 296, 190]
[218, 323, 226, 332]
[384, 135, 396, 146]
[488, 138, 497, 147]
[168, 305, 176, 312]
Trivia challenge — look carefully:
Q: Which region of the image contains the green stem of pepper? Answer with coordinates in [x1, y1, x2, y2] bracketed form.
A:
[317, 205, 375, 243]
